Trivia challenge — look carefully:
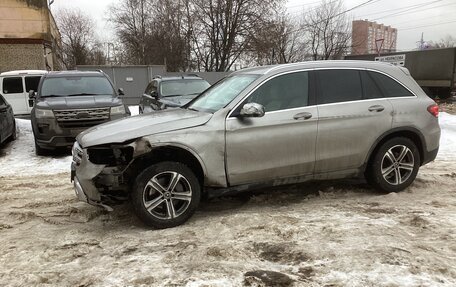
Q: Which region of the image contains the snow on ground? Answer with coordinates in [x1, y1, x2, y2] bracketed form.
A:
[0, 111, 455, 286]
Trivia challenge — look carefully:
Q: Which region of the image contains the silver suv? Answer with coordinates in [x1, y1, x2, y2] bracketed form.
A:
[71, 61, 440, 229]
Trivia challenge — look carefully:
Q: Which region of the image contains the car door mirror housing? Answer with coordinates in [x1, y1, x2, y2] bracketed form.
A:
[151, 91, 158, 98]
[118, 88, 125, 96]
[240, 102, 265, 118]
[28, 90, 36, 99]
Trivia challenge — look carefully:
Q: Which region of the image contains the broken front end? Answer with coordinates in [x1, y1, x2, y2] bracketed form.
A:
[71, 139, 147, 209]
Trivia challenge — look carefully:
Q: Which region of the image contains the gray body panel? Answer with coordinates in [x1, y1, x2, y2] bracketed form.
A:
[72, 60, 441, 205]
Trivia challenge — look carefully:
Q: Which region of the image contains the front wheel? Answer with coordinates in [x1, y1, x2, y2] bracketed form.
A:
[132, 161, 201, 229]
[366, 137, 420, 193]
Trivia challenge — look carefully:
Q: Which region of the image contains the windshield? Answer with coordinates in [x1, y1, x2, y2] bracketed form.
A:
[186, 74, 259, 113]
[160, 80, 210, 97]
[40, 76, 114, 97]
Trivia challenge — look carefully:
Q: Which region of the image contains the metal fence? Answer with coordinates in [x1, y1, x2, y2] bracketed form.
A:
[76, 65, 229, 105]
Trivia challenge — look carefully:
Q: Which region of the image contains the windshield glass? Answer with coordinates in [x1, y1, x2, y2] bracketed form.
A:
[160, 80, 210, 97]
[186, 74, 259, 113]
[40, 76, 114, 97]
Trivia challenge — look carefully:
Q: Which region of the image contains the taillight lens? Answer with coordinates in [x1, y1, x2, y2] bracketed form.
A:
[427, 104, 439, 117]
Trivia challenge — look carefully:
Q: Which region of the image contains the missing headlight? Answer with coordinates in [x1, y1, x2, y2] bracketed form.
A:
[87, 146, 134, 166]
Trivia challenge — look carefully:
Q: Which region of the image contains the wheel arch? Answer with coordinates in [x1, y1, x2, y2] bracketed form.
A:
[126, 144, 207, 187]
[364, 127, 427, 171]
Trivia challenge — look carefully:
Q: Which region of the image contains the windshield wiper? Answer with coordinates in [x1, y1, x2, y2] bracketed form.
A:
[67, 93, 106, 96]
[41, 94, 65, 97]
[164, 94, 184, 97]
[186, 107, 199, 112]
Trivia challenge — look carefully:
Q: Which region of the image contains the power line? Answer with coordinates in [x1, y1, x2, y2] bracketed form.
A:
[354, 0, 443, 19]
[398, 19, 456, 31]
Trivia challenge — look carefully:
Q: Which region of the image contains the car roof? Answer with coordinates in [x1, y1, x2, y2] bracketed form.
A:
[44, 70, 105, 78]
[234, 60, 407, 76]
[152, 75, 206, 82]
[0, 70, 48, 76]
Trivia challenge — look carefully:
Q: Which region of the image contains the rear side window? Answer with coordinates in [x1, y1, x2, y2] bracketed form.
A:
[25, 76, 41, 92]
[248, 72, 309, 112]
[317, 70, 362, 104]
[368, 71, 414, 98]
[361, 71, 383, 99]
[2, 77, 23, 94]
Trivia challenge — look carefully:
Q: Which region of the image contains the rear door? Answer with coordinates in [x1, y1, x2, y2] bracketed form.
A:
[314, 69, 394, 174]
[1, 76, 27, 115]
[226, 71, 318, 185]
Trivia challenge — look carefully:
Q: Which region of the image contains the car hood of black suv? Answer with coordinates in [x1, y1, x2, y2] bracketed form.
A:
[36, 95, 123, 110]
[77, 108, 212, 148]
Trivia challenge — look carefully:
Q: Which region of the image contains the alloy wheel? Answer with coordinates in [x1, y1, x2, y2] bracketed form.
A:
[381, 144, 415, 185]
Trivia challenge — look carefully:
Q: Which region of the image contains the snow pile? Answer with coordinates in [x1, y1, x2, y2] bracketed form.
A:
[0, 119, 71, 177]
[437, 112, 456, 161]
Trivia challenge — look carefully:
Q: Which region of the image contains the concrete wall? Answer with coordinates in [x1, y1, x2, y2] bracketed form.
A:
[0, 0, 62, 71]
[77, 65, 230, 105]
[0, 43, 45, 72]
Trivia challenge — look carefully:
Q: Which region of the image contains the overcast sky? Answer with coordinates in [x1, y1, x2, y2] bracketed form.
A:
[51, 0, 456, 51]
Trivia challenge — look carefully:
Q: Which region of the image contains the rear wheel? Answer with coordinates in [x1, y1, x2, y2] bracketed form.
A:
[9, 120, 17, 141]
[35, 142, 51, 156]
[132, 161, 201, 229]
[366, 137, 420, 193]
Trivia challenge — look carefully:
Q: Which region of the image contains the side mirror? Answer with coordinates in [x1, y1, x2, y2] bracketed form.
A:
[240, 102, 265, 118]
[28, 90, 36, 107]
[151, 91, 158, 98]
[118, 88, 125, 96]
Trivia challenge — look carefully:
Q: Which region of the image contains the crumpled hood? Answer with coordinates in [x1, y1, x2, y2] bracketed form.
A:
[36, 95, 122, 110]
[77, 108, 212, 148]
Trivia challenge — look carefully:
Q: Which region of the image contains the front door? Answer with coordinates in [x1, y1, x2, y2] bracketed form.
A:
[2, 77, 27, 115]
[226, 71, 318, 186]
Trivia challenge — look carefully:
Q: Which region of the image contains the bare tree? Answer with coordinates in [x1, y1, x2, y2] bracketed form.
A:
[56, 8, 104, 69]
[248, 12, 305, 66]
[302, 0, 351, 60]
[427, 35, 456, 49]
[191, 0, 282, 71]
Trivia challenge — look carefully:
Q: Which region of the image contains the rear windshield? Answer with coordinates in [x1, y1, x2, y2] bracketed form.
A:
[160, 80, 210, 97]
[40, 76, 114, 97]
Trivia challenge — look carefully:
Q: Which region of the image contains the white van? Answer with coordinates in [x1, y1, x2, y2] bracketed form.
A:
[0, 70, 47, 115]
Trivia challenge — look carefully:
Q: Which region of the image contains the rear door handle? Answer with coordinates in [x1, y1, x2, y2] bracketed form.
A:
[293, 112, 312, 120]
[368, 105, 385, 112]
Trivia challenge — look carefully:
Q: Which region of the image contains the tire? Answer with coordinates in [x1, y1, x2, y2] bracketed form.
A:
[35, 142, 49, 156]
[366, 137, 420, 193]
[9, 120, 17, 141]
[132, 161, 201, 229]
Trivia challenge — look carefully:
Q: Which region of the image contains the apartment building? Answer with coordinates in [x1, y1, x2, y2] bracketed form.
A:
[0, 0, 62, 72]
[351, 20, 397, 55]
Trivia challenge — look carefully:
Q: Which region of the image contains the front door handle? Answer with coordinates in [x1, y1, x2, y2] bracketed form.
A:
[368, 105, 385, 112]
[293, 112, 312, 120]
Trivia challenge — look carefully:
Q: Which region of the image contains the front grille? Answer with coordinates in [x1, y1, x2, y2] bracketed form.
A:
[54, 108, 110, 128]
[72, 142, 83, 166]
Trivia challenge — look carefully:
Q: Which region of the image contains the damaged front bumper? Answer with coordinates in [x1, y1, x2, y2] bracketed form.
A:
[71, 142, 108, 208]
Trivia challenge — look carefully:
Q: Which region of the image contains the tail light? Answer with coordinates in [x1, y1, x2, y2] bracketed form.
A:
[427, 104, 439, 118]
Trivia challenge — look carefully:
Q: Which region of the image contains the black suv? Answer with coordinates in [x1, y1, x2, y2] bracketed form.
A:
[30, 70, 130, 155]
[139, 75, 210, 113]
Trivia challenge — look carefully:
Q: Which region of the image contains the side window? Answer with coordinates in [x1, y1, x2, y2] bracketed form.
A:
[2, 77, 24, 94]
[368, 71, 414, 98]
[0, 94, 5, 106]
[317, 70, 362, 104]
[247, 72, 308, 112]
[361, 71, 383, 99]
[25, 76, 41, 92]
